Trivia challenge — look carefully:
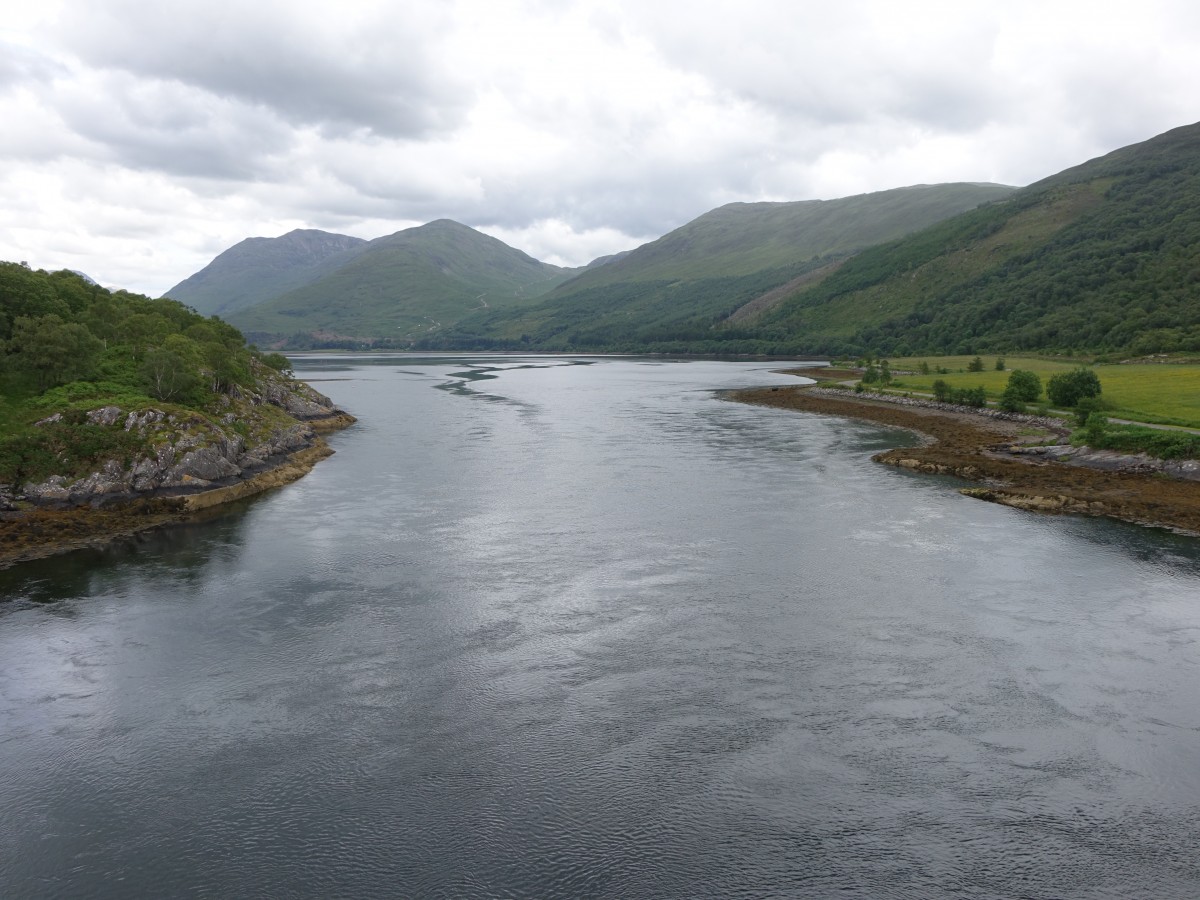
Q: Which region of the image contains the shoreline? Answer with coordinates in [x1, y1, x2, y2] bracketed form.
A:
[731, 384, 1200, 535]
[0, 414, 354, 569]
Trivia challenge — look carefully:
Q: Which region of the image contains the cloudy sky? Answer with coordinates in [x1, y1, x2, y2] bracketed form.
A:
[2, 0, 1199, 296]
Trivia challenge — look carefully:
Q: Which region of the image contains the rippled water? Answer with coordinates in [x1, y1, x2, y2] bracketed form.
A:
[3, 355, 1200, 898]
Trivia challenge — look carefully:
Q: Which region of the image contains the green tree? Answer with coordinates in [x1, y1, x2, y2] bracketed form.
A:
[4, 314, 103, 391]
[119, 312, 173, 360]
[1047, 367, 1102, 407]
[967, 356, 985, 372]
[142, 347, 197, 401]
[1003, 369, 1042, 403]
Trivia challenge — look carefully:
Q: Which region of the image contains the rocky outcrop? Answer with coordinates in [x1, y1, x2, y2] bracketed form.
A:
[1005, 443, 1200, 481]
[8, 369, 354, 512]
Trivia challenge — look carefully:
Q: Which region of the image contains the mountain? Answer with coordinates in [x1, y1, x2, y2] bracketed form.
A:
[754, 121, 1200, 356]
[165, 229, 368, 318]
[429, 183, 1016, 349]
[228, 219, 582, 343]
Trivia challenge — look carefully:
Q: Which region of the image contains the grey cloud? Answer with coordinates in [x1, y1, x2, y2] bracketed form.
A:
[54, 75, 296, 180]
[55, 1, 471, 139]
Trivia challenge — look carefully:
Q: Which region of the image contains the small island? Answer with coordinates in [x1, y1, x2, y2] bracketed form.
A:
[0, 262, 354, 567]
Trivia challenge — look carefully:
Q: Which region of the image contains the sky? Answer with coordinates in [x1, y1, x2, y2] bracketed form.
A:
[2, 0, 1199, 297]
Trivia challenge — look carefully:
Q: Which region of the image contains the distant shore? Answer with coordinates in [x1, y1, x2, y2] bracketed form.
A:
[731, 383, 1200, 535]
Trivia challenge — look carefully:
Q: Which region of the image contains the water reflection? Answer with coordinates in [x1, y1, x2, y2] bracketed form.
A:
[3, 355, 1200, 898]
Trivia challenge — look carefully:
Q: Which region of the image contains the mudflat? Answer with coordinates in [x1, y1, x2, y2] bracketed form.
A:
[732, 385, 1200, 535]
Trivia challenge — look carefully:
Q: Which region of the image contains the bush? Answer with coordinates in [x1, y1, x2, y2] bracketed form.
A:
[998, 393, 1026, 413]
[1080, 424, 1200, 460]
[1084, 412, 1109, 445]
[955, 386, 988, 408]
[1073, 395, 1112, 427]
[259, 352, 293, 374]
[1004, 369, 1042, 403]
[932, 379, 952, 402]
[1047, 367, 1102, 407]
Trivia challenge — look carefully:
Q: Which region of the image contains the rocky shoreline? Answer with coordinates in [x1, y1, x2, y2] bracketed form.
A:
[731, 384, 1200, 535]
[0, 375, 355, 568]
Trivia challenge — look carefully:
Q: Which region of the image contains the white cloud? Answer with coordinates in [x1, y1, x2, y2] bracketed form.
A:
[0, 0, 1198, 295]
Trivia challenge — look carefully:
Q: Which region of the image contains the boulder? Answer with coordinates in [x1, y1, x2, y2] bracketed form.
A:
[86, 406, 123, 426]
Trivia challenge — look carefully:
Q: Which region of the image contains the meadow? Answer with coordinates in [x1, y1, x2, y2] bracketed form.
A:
[879, 356, 1200, 429]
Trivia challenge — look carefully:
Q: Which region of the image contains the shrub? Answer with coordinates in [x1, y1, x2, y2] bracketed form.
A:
[1084, 412, 1109, 445]
[1047, 367, 1102, 407]
[1004, 369, 1042, 403]
[1073, 395, 1112, 426]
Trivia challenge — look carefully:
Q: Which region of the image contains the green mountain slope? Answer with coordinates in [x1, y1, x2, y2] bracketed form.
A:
[230, 220, 581, 343]
[760, 121, 1200, 356]
[164, 229, 367, 318]
[556, 183, 1017, 290]
[429, 183, 1015, 350]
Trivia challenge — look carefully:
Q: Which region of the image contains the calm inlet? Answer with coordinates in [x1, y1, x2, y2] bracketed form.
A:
[2, 355, 1199, 898]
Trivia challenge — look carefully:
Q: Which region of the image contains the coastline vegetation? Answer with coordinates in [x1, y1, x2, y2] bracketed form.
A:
[0, 261, 287, 487]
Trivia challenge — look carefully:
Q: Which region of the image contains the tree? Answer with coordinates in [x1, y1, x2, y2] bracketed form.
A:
[3, 314, 103, 391]
[142, 348, 197, 401]
[995, 358, 1006, 371]
[968, 356, 985, 372]
[1003, 369, 1042, 403]
[1047, 367, 1102, 407]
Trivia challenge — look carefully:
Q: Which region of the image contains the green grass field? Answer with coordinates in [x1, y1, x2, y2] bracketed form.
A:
[879, 356, 1200, 429]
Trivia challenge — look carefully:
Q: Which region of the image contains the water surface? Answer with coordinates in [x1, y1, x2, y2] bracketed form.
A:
[2, 356, 1199, 898]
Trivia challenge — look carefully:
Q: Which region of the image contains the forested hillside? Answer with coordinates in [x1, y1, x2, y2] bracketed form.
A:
[755, 121, 1200, 356]
[0, 262, 308, 492]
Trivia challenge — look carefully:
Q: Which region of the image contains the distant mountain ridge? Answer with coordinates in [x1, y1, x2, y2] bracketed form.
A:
[167, 229, 367, 318]
[228, 219, 583, 342]
[167, 120, 1200, 356]
[169, 182, 1015, 348]
[430, 183, 1017, 350]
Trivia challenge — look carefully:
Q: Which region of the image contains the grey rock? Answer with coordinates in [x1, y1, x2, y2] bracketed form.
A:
[86, 406, 123, 426]
[125, 409, 166, 432]
[34, 413, 63, 427]
[24, 475, 70, 503]
[165, 447, 241, 486]
[68, 469, 133, 502]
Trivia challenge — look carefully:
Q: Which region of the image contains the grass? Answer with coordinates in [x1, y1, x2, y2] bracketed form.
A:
[880, 356, 1200, 429]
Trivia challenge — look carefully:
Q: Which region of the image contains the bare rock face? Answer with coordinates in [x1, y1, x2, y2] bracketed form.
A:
[260, 379, 337, 420]
[165, 447, 242, 486]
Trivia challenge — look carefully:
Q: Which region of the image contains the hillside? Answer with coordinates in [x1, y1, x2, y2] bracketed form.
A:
[165, 229, 367, 318]
[556, 183, 1016, 290]
[0, 261, 351, 540]
[756, 121, 1200, 356]
[228, 220, 582, 344]
[428, 183, 1016, 350]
